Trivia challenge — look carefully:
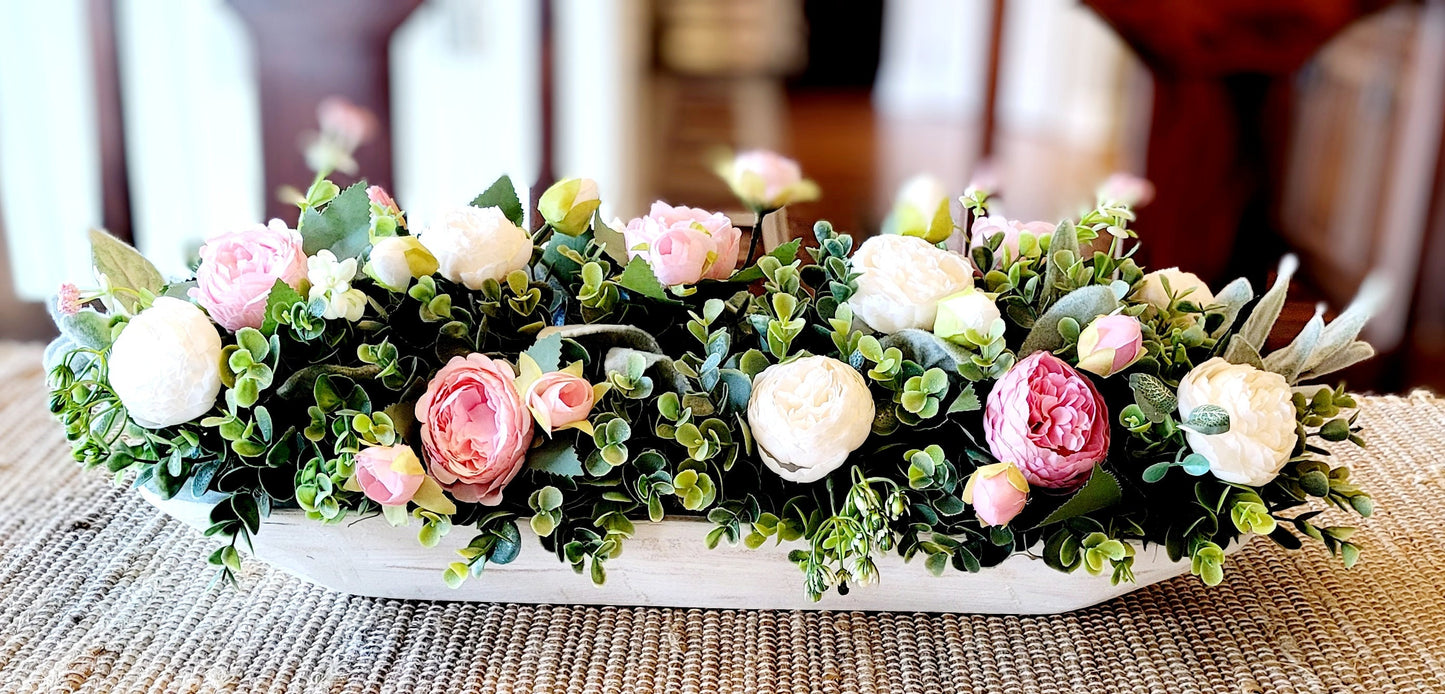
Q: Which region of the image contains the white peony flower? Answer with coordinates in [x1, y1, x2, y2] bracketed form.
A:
[108, 297, 223, 428]
[419, 206, 533, 290]
[307, 250, 367, 322]
[1177, 357, 1297, 486]
[847, 234, 973, 334]
[932, 287, 1001, 343]
[1135, 267, 1214, 311]
[747, 356, 875, 483]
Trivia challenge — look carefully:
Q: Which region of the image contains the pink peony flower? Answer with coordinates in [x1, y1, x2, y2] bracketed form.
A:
[970, 216, 1055, 261]
[1075, 314, 1144, 378]
[189, 219, 308, 332]
[355, 445, 426, 506]
[617, 202, 742, 285]
[984, 351, 1110, 490]
[525, 371, 596, 432]
[415, 354, 534, 505]
[962, 462, 1030, 526]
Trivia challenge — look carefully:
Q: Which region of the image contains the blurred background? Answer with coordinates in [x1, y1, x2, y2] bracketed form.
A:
[1, 0, 1443, 393]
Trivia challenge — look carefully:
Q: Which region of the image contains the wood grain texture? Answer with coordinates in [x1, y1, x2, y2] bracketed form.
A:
[139, 486, 1237, 615]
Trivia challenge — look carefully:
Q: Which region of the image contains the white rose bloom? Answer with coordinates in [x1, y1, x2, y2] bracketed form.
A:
[108, 297, 223, 429]
[1177, 358, 1297, 486]
[307, 250, 367, 322]
[419, 206, 533, 290]
[747, 356, 875, 483]
[1135, 267, 1214, 310]
[933, 287, 1001, 343]
[848, 234, 973, 334]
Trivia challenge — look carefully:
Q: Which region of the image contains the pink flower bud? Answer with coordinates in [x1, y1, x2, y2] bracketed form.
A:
[525, 371, 596, 432]
[355, 445, 426, 506]
[963, 462, 1030, 527]
[1075, 314, 1144, 377]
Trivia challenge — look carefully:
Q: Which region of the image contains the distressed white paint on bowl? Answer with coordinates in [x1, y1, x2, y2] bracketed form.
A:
[140, 487, 1243, 614]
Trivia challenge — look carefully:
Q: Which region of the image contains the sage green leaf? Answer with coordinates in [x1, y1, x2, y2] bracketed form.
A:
[470, 175, 524, 227]
[947, 383, 980, 413]
[50, 305, 113, 350]
[527, 437, 584, 477]
[300, 182, 372, 258]
[538, 323, 663, 356]
[524, 332, 564, 372]
[1298, 341, 1375, 382]
[1128, 373, 1177, 423]
[90, 229, 164, 312]
[1209, 277, 1254, 338]
[617, 257, 681, 304]
[1031, 469, 1122, 529]
[1236, 254, 1298, 352]
[1040, 219, 1079, 306]
[1019, 285, 1118, 355]
[604, 347, 689, 394]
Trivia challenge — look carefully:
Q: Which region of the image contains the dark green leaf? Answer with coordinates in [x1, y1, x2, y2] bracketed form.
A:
[728, 238, 802, 283]
[1031, 469, 1122, 528]
[300, 182, 372, 258]
[617, 257, 681, 304]
[471, 175, 524, 227]
[527, 437, 584, 477]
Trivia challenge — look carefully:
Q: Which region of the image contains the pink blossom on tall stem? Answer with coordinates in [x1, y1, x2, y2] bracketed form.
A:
[56, 283, 82, 316]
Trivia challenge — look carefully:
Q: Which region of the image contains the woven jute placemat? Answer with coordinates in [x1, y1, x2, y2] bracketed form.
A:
[1, 341, 1443, 693]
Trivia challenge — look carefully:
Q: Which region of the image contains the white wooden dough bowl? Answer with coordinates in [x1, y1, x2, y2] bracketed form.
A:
[140, 487, 1244, 614]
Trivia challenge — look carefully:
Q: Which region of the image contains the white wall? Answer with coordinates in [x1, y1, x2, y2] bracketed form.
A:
[0, 1, 103, 300]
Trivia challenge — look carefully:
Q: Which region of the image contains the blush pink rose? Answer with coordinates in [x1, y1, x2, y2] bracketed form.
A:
[970, 216, 1055, 261]
[984, 351, 1110, 490]
[526, 371, 595, 432]
[189, 219, 308, 332]
[1075, 314, 1144, 378]
[355, 445, 425, 506]
[618, 202, 742, 285]
[415, 354, 535, 505]
[962, 462, 1030, 527]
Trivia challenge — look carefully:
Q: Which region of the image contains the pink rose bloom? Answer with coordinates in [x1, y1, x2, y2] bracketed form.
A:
[962, 462, 1030, 527]
[1098, 172, 1155, 208]
[970, 216, 1055, 261]
[526, 371, 596, 432]
[1075, 314, 1145, 378]
[984, 352, 1111, 490]
[189, 219, 308, 332]
[355, 445, 426, 506]
[618, 202, 742, 285]
[415, 354, 534, 505]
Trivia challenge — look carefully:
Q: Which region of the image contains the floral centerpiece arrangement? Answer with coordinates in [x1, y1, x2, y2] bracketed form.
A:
[47, 126, 1381, 600]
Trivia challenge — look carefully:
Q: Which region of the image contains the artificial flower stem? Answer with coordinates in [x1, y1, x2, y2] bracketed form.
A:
[744, 209, 770, 268]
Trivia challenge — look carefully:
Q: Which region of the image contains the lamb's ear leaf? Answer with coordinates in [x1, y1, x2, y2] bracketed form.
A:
[90, 229, 164, 312]
[879, 329, 972, 371]
[1222, 334, 1265, 368]
[1298, 341, 1375, 382]
[1040, 219, 1080, 306]
[1302, 272, 1389, 373]
[48, 299, 113, 350]
[1209, 277, 1254, 338]
[1236, 255, 1298, 351]
[1263, 304, 1325, 383]
[1019, 285, 1118, 355]
[470, 175, 524, 227]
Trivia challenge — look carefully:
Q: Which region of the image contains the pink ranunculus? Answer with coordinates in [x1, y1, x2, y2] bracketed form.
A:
[526, 371, 596, 432]
[969, 216, 1056, 261]
[415, 354, 534, 505]
[189, 219, 308, 332]
[984, 351, 1111, 490]
[355, 445, 426, 506]
[1074, 314, 1145, 378]
[962, 462, 1030, 527]
[618, 202, 742, 285]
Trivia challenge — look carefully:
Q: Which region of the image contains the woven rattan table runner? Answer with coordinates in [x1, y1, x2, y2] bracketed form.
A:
[1, 343, 1443, 693]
